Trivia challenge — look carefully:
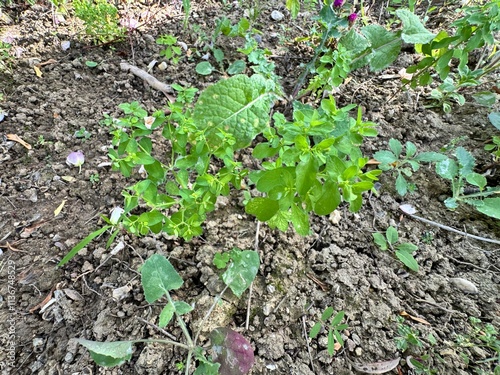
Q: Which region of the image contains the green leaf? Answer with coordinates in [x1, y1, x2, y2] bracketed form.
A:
[474, 198, 500, 219]
[85, 60, 98, 67]
[389, 138, 403, 158]
[405, 141, 417, 158]
[373, 150, 397, 164]
[245, 197, 279, 221]
[455, 147, 475, 175]
[196, 61, 214, 75]
[327, 330, 335, 356]
[159, 303, 175, 327]
[396, 9, 435, 44]
[466, 173, 486, 190]
[397, 243, 418, 252]
[296, 156, 317, 196]
[331, 310, 345, 326]
[286, 0, 300, 18]
[291, 203, 310, 235]
[222, 249, 260, 297]
[193, 74, 274, 149]
[58, 225, 111, 267]
[395, 174, 408, 196]
[227, 60, 246, 75]
[321, 306, 334, 321]
[309, 322, 322, 338]
[395, 249, 419, 272]
[360, 25, 402, 72]
[252, 143, 279, 159]
[312, 181, 341, 216]
[141, 254, 183, 303]
[488, 112, 500, 130]
[414, 152, 447, 162]
[386, 226, 399, 245]
[436, 158, 458, 180]
[372, 232, 388, 250]
[213, 252, 231, 269]
[76, 339, 133, 367]
[472, 91, 497, 106]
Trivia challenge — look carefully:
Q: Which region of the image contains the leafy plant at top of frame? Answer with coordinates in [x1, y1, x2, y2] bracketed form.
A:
[374, 138, 446, 196]
[310, 307, 348, 356]
[404, 1, 500, 112]
[373, 225, 419, 271]
[76, 249, 259, 374]
[73, 0, 126, 44]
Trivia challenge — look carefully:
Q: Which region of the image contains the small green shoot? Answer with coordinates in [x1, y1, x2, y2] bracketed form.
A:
[310, 307, 348, 356]
[156, 34, 183, 65]
[373, 226, 419, 271]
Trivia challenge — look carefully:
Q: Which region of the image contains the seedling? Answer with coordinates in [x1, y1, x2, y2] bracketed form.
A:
[310, 307, 348, 356]
[485, 112, 500, 162]
[374, 138, 446, 196]
[435, 147, 500, 219]
[373, 226, 419, 271]
[156, 34, 183, 65]
[89, 173, 100, 184]
[76, 250, 259, 374]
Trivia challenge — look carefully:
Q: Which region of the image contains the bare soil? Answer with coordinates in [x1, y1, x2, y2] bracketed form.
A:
[0, 1, 499, 375]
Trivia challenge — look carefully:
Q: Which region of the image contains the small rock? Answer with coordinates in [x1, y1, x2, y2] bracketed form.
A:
[112, 285, 131, 301]
[450, 278, 479, 294]
[271, 10, 284, 21]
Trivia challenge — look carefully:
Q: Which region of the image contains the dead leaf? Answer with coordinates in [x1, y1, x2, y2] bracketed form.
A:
[400, 311, 431, 325]
[33, 65, 42, 77]
[54, 199, 67, 217]
[6, 134, 32, 149]
[29, 285, 56, 313]
[350, 357, 401, 374]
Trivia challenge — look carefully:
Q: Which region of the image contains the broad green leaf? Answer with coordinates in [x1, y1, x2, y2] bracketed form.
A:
[372, 233, 388, 250]
[254, 168, 294, 192]
[76, 339, 133, 367]
[395, 249, 419, 272]
[196, 61, 214, 75]
[488, 112, 500, 130]
[309, 322, 322, 338]
[339, 29, 370, 56]
[472, 91, 497, 107]
[474, 198, 500, 219]
[396, 9, 435, 44]
[397, 243, 418, 252]
[395, 174, 408, 196]
[386, 226, 399, 245]
[252, 143, 279, 158]
[222, 249, 259, 297]
[227, 60, 246, 75]
[286, 0, 300, 18]
[405, 142, 417, 158]
[58, 225, 111, 267]
[291, 203, 310, 235]
[389, 138, 402, 158]
[444, 197, 459, 209]
[466, 173, 486, 190]
[414, 152, 447, 162]
[312, 181, 341, 216]
[193, 74, 274, 149]
[373, 150, 397, 165]
[267, 210, 290, 232]
[360, 25, 401, 72]
[245, 197, 279, 221]
[436, 158, 458, 180]
[455, 147, 475, 175]
[296, 156, 317, 196]
[141, 254, 183, 303]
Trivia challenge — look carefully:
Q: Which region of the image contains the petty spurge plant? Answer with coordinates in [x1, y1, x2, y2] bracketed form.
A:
[309, 307, 348, 356]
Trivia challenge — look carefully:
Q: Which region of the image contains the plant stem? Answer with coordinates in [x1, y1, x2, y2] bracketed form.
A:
[399, 208, 500, 245]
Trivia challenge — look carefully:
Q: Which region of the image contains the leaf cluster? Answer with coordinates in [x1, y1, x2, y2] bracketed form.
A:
[73, 0, 125, 44]
[309, 307, 348, 356]
[373, 226, 419, 271]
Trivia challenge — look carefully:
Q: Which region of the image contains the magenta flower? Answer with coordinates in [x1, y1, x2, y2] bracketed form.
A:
[333, 0, 344, 7]
[348, 12, 358, 22]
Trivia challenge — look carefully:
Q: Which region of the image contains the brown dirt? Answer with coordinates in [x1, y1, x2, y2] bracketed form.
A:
[0, 1, 499, 375]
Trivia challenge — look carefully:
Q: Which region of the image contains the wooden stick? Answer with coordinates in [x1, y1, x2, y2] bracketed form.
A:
[120, 62, 174, 96]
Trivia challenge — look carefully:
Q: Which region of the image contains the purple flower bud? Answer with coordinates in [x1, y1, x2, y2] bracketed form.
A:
[333, 0, 344, 7]
[66, 151, 85, 173]
[348, 12, 358, 22]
